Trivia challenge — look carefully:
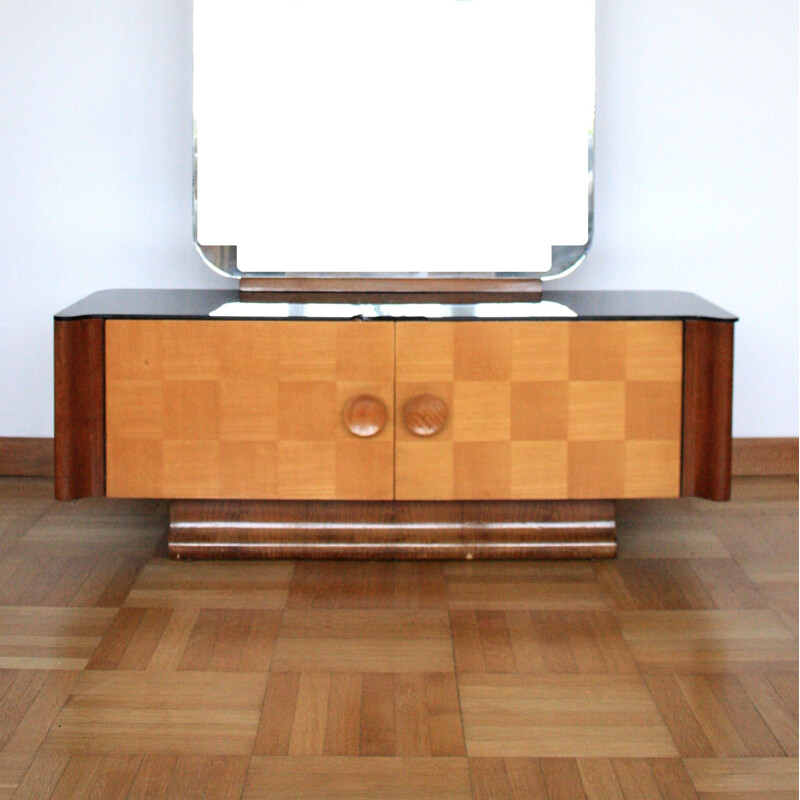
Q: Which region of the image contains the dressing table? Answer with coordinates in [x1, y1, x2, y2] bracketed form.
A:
[53, 0, 736, 558]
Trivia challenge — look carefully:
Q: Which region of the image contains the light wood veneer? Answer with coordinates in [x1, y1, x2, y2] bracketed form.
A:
[395, 321, 683, 500]
[105, 321, 395, 500]
[106, 319, 682, 502]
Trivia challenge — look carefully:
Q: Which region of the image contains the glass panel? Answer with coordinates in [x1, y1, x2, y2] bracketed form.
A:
[208, 300, 578, 319]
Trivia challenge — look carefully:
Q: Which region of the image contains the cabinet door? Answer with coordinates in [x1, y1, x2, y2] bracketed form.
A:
[106, 320, 394, 499]
[395, 321, 683, 500]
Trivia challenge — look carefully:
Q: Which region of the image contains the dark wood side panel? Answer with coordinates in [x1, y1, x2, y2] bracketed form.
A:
[681, 320, 734, 500]
[168, 499, 616, 560]
[54, 319, 105, 500]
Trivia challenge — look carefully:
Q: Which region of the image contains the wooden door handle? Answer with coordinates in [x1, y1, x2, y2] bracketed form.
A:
[342, 394, 388, 438]
[403, 394, 448, 437]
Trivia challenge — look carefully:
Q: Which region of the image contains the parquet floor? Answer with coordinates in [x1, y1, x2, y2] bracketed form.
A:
[0, 476, 796, 799]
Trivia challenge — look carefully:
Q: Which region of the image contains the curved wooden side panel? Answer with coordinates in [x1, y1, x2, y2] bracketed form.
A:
[681, 320, 734, 500]
[54, 319, 105, 500]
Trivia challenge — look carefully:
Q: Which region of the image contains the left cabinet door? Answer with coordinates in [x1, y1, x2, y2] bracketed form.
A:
[105, 320, 395, 499]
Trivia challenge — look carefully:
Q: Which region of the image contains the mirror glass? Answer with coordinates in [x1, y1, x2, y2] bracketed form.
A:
[194, 0, 594, 279]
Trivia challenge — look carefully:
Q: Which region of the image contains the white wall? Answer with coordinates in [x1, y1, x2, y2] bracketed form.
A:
[568, 0, 799, 438]
[1, 0, 797, 437]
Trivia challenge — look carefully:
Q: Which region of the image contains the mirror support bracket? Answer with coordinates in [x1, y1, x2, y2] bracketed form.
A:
[237, 277, 543, 304]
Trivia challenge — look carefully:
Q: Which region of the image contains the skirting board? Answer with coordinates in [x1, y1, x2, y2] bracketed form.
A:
[1, 436, 798, 479]
[732, 438, 799, 478]
[0, 438, 54, 478]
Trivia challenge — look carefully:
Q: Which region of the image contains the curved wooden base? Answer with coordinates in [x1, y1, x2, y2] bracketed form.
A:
[168, 500, 616, 560]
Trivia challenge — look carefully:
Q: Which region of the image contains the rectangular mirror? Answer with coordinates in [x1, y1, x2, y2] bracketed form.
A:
[194, 0, 594, 280]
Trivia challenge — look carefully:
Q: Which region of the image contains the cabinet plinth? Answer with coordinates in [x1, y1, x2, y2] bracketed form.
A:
[54, 290, 736, 559]
[168, 500, 616, 560]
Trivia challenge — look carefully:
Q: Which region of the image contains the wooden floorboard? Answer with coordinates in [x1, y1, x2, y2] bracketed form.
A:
[0, 476, 795, 798]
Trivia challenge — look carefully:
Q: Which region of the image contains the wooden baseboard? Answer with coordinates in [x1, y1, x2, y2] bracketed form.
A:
[0, 437, 54, 477]
[1, 436, 797, 480]
[732, 437, 798, 477]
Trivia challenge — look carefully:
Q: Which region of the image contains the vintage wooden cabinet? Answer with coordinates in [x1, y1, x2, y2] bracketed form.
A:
[55, 289, 735, 559]
[53, 1, 738, 560]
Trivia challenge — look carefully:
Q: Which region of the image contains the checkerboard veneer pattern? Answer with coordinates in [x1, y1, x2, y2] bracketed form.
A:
[106, 320, 395, 499]
[106, 319, 682, 500]
[395, 321, 683, 499]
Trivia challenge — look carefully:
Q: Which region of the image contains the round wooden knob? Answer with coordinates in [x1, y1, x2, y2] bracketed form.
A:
[403, 394, 448, 437]
[342, 394, 387, 438]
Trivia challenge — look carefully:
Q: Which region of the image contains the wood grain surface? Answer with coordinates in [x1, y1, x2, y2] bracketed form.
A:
[341, 394, 388, 438]
[105, 318, 688, 503]
[682, 320, 735, 500]
[402, 393, 449, 437]
[105, 321, 394, 500]
[54, 319, 105, 500]
[9, 435, 795, 483]
[733, 437, 799, 477]
[167, 499, 616, 560]
[0, 438, 55, 478]
[395, 321, 684, 500]
[0, 474, 796, 798]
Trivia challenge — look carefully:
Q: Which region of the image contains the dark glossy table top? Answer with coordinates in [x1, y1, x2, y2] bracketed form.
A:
[55, 289, 737, 322]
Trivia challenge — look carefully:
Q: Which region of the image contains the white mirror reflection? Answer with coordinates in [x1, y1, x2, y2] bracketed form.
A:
[194, 0, 594, 278]
[209, 301, 578, 319]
